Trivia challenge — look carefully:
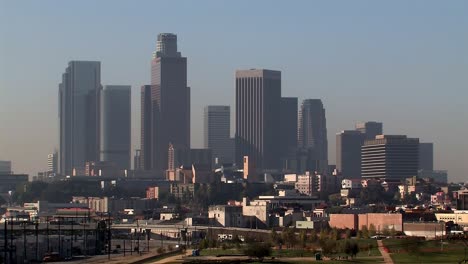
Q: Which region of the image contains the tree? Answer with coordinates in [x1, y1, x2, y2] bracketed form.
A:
[369, 224, 377, 237]
[270, 229, 280, 245]
[343, 240, 360, 258]
[329, 227, 339, 240]
[299, 230, 307, 247]
[319, 228, 329, 240]
[361, 225, 369, 239]
[345, 229, 352, 239]
[320, 239, 337, 256]
[243, 243, 272, 262]
[382, 227, 390, 236]
[282, 227, 297, 248]
[309, 229, 317, 243]
[389, 226, 397, 238]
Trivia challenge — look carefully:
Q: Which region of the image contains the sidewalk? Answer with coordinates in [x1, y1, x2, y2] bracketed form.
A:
[377, 240, 394, 264]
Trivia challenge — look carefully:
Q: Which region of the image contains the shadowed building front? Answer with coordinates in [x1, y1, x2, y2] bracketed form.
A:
[235, 69, 282, 171]
[362, 135, 419, 180]
[100, 85, 131, 171]
[141, 33, 190, 173]
[59, 61, 101, 176]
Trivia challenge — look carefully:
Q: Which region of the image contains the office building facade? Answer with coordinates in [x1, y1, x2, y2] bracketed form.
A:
[361, 135, 419, 180]
[418, 142, 434, 171]
[204, 105, 233, 164]
[143, 33, 190, 172]
[355, 121, 383, 140]
[336, 130, 364, 179]
[235, 69, 281, 170]
[297, 99, 328, 172]
[280, 97, 298, 159]
[0, 160, 12, 174]
[47, 152, 58, 174]
[59, 61, 101, 176]
[100, 85, 131, 170]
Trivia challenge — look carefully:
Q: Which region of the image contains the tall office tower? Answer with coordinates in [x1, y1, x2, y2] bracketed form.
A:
[297, 99, 328, 172]
[356, 121, 383, 140]
[47, 152, 58, 174]
[204, 105, 233, 164]
[0, 161, 12, 174]
[280, 97, 298, 158]
[235, 69, 281, 170]
[100, 85, 131, 170]
[59, 61, 101, 176]
[133, 150, 142, 170]
[362, 135, 419, 180]
[148, 33, 190, 172]
[418, 142, 434, 171]
[140, 85, 152, 170]
[336, 130, 364, 179]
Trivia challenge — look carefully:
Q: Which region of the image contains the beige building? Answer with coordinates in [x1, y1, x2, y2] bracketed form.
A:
[242, 198, 269, 226]
[208, 205, 243, 227]
[435, 211, 468, 227]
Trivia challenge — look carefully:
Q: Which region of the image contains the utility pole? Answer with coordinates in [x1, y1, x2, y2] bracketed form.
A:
[107, 213, 111, 260]
[46, 216, 50, 253]
[4, 220, 7, 264]
[35, 220, 39, 262]
[22, 222, 26, 263]
[58, 217, 61, 257]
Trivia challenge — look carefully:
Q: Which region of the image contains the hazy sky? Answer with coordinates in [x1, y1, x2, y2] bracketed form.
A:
[1, 1, 467, 182]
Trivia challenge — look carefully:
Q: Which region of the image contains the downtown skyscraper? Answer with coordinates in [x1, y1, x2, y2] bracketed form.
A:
[204, 105, 233, 165]
[100, 85, 131, 170]
[235, 69, 281, 171]
[141, 33, 190, 172]
[362, 135, 419, 180]
[297, 99, 328, 172]
[355, 121, 383, 140]
[59, 61, 101, 176]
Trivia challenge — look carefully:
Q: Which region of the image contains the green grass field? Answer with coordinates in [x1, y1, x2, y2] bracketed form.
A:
[383, 239, 467, 263]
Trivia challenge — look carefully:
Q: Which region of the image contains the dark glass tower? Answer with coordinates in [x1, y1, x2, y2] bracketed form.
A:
[418, 142, 434, 171]
[100, 85, 131, 170]
[140, 85, 152, 170]
[336, 130, 364, 179]
[297, 99, 328, 172]
[280, 97, 298, 157]
[356, 121, 383, 140]
[149, 33, 190, 172]
[59, 61, 101, 176]
[204, 105, 233, 165]
[235, 69, 281, 170]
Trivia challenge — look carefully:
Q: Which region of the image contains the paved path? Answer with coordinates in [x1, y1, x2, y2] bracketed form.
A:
[150, 251, 191, 264]
[377, 240, 394, 264]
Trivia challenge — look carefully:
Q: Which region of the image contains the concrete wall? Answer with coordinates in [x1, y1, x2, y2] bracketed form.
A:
[403, 222, 445, 239]
[358, 213, 403, 232]
[329, 214, 358, 230]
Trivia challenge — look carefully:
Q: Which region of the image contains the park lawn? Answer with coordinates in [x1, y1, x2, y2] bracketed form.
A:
[383, 239, 467, 263]
[355, 239, 381, 257]
[272, 248, 316, 257]
[199, 248, 242, 256]
[286, 258, 385, 264]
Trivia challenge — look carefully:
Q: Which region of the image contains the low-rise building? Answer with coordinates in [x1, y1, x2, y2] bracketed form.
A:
[435, 210, 468, 227]
[208, 205, 243, 227]
[329, 213, 403, 232]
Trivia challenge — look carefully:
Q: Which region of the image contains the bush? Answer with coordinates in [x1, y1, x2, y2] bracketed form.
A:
[156, 247, 166, 254]
[243, 242, 272, 261]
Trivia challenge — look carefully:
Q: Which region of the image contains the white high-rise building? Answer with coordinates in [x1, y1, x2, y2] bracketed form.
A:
[47, 152, 58, 174]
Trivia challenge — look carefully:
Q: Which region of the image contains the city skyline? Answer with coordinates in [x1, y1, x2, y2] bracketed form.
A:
[1, 1, 467, 181]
